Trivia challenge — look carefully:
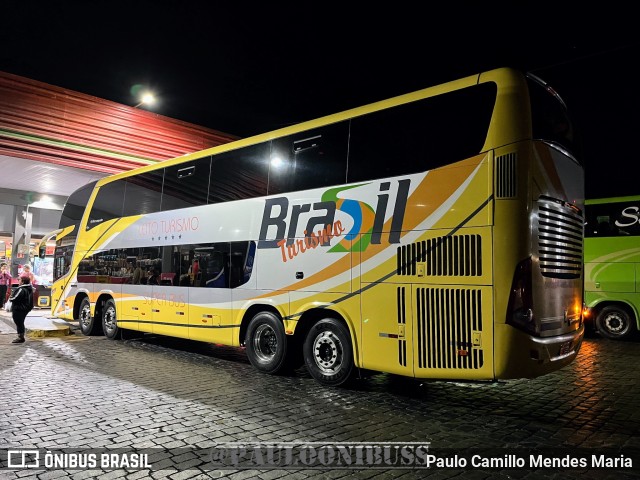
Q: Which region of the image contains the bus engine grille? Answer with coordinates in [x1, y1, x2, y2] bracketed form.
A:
[537, 196, 584, 279]
[415, 287, 483, 370]
[397, 234, 482, 276]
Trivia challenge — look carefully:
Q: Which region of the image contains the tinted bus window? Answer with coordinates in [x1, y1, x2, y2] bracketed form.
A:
[209, 144, 269, 203]
[268, 122, 349, 194]
[585, 201, 640, 237]
[347, 83, 496, 182]
[162, 157, 211, 211]
[123, 170, 164, 216]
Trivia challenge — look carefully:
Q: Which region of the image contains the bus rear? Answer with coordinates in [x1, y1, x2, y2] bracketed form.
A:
[491, 70, 585, 378]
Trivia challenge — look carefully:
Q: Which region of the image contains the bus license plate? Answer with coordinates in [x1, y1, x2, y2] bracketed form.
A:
[559, 341, 572, 355]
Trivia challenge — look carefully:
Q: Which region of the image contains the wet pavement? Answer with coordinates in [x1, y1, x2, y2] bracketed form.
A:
[0, 319, 639, 479]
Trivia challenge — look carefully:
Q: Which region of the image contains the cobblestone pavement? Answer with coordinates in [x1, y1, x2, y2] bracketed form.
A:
[0, 326, 639, 480]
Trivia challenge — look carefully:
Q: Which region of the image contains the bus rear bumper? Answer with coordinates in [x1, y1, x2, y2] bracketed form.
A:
[495, 324, 585, 379]
[529, 326, 584, 364]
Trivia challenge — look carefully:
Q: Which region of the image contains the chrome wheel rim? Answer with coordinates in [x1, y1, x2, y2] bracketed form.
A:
[79, 303, 92, 330]
[252, 324, 278, 361]
[604, 313, 627, 336]
[103, 305, 117, 335]
[312, 331, 343, 374]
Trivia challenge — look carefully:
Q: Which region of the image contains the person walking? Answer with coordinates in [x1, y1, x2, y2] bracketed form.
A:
[0, 262, 11, 309]
[8, 275, 34, 344]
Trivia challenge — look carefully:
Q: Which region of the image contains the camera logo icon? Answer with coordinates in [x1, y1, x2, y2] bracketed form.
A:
[7, 450, 40, 468]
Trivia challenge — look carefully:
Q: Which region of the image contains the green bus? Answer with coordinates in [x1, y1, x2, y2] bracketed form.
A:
[584, 195, 640, 339]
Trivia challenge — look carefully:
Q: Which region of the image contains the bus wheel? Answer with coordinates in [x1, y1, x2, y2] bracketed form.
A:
[102, 299, 120, 340]
[245, 312, 287, 374]
[596, 305, 635, 340]
[78, 297, 102, 336]
[303, 318, 354, 387]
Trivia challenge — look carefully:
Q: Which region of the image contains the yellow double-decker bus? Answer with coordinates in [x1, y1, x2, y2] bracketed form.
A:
[50, 67, 585, 386]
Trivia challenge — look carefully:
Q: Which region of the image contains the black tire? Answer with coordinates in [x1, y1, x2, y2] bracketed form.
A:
[596, 305, 636, 340]
[303, 318, 354, 387]
[102, 299, 120, 340]
[245, 312, 287, 374]
[78, 297, 102, 336]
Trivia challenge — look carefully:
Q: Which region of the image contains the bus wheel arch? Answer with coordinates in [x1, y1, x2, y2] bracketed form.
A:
[243, 307, 288, 375]
[302, 314, 355, 387]
[77, 294, 102, 336]
[595, 303, 637, 340]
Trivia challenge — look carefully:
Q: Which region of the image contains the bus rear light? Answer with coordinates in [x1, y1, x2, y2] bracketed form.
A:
[506, 257, 537, 335]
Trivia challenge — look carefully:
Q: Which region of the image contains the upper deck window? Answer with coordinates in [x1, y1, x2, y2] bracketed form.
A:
[347, 82, 497, 183]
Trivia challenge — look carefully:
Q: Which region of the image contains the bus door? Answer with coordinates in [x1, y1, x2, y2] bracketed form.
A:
[361, 282, 415, 377]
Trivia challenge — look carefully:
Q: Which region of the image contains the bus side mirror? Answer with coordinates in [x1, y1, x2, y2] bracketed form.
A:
[38, 247, 46, 259]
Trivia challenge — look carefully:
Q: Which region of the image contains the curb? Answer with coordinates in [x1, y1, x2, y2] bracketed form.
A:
[26, 321, 71, 338]
[0, 310, 73, 338]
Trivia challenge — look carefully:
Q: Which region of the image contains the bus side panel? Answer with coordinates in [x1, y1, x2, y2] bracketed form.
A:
[359, 155, 495, 380]
[115, 284, 153, 333]
[360, 230, 495, 381]
[188, 286, 234, 344]
[586, 261, 636, 294]
[584, 236, 640, 296]
[584, 238, 640, 327]
[117, 287, 148, 331]
[151, 284, 189, 339]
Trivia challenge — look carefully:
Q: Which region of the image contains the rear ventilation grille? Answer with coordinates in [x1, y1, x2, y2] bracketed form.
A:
[496, 152, 517, 198]
[416, 288, 483, 370]
[397, 235, 482, 276]
[537, 196, 584, 279]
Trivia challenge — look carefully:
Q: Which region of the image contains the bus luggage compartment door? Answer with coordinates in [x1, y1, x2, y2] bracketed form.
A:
[361, 283, 414, 377]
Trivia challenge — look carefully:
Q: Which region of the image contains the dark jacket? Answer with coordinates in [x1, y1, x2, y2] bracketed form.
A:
[9, 284, 34, 313]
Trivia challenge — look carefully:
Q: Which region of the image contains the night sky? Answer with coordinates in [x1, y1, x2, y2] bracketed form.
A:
[1, 2, 638, 200]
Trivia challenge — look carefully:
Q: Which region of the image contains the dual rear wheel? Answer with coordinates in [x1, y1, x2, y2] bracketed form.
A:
[245, 313, 354, 386]
[77, 297, 120, 339]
